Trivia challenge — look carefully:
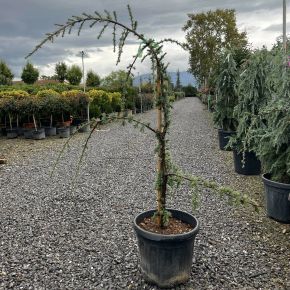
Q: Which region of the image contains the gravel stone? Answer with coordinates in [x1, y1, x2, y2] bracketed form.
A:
[0, 98, 289, 289]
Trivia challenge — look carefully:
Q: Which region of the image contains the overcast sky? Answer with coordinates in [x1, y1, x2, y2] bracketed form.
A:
[0, 0, 288, 80]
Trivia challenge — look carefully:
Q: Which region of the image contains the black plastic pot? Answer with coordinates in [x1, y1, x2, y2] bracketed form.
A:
[218, 129, 235, 151]
[79, 123, 90, 133]
[262, 174, 290, 223]
[33, 128, 46, 140]
[57, 127, 70, 138]
[133, 209, 199, 288]
[233, 150, 261, 175]
[44, 126, 56, 136]
[70, 125, 77, 135]
[6, 128, 18, 139]
[23, 128, 34, 139]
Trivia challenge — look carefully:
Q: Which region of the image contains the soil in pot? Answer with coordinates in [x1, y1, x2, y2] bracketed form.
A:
[233, 150, 261, 175]
[218, 129, 235, 151]
[134, 209, 199, 288]
[262, 174, 290, 223]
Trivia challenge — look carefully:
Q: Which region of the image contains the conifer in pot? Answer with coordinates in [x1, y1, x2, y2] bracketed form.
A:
[27, 5, 259, 287]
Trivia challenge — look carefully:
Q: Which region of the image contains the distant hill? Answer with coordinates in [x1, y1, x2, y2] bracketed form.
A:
[133, 71, 197, 87]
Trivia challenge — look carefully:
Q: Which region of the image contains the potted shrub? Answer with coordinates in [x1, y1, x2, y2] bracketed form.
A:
[22, 94, 46, 140]
[213, 51, 239, 150]
[62, 90, 90, 133]
[27, 6, 259, 287]
[36, 89, 60, 136]
[253, 48, 290, 223]
[228, 49, 272, 175]
[0, 90, 30, 138]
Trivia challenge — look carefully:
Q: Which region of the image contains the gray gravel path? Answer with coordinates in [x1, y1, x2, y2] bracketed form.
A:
[0, 97, 289, 290]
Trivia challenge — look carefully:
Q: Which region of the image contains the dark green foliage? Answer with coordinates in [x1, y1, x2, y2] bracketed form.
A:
[252, 49, 290, 183]
[183, 9, 248, 86]
[255, 97, 290, 183]
[0, 60, 14, 85]
[86, 70, 101, 87]
[101, 70, 132, 91]
[213, 51, 239, 131]
[182, 84, 197, 97]
[21, 62, 39, 84]
[55, 62, 67, 83]
[26, 5, 259, 228]
[175, 69, 181, 90]
[66, 65, 82, 85]
[229, 48, 271, 153]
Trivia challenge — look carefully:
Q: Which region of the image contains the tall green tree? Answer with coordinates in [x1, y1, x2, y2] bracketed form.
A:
[55, 62, 67, 83]
[21, 62, 39, 84]
[86, 70, 101, 87]
[101, 70, 133, 91]
[183, 9, 248, 88]
[175, 69, 182, 90]
[66, 65, 82, 85]
[0, 60, 14, 85]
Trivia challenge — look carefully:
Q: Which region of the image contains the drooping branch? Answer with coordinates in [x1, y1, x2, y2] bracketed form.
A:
[166, 173, 261, 212]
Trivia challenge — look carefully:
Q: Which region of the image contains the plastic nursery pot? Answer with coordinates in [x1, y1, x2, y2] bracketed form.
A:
[262, 174, 290, 223]
[70, 125, 77, 135]
[44, 126, 57, 136]
[218, 129, 235, 151]
[6, 128, 18, 139]
[57, 127, 70, 138]
[233, 150, 261, 175]
[133, 209, 199, 288]
[32, 128, 46, 140]
[23, 128, 34, 139]
[78, 123, 90, 133]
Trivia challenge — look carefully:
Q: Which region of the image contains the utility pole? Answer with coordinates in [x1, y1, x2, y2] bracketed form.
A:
[138, 72, 143, 113]
[81, 51, 86, 93]
[80, 50, 89, 123]
[283, 0, 287, 53]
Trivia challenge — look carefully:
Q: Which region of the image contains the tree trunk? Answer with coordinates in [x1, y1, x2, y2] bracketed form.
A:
[156, 73, 167, 228]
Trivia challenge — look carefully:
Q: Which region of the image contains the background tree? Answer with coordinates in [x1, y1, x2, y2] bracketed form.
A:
[175, 69, 182, 90]
[0, 60, 14, 85]
[86, 70, 101, 87]
[101, 70, 133, 91]
[66, 65, 82, 85]
[55, 62, 67, 83]
[183, 9, 248, 88]
[21, 62, 39, 84]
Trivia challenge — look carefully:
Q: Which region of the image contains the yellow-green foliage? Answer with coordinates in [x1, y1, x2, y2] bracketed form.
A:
[168, 95, 175, 103]
[0, 89, 29, 98]
[109, 92, 122, 112]
[61, 90, 89, 116]
[36, 89, 60, 98]
[88, 89, 112, 115]
[0, 90, 30, 114]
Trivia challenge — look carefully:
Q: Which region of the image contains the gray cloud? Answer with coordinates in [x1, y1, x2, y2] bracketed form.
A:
[0, 0, 285, 79]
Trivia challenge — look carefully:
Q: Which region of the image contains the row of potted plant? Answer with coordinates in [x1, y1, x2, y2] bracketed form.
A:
[213, 45, 290, 223]
[0, 88, 125, 139]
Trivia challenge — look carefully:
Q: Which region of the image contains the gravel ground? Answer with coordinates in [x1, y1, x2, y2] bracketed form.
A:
[0, 97, 289, 290]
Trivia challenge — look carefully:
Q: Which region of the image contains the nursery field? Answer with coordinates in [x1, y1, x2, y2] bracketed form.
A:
[0, 97, 289, 289]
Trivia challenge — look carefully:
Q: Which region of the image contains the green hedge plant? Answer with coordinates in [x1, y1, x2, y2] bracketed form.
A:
[213, 50, 239, 131]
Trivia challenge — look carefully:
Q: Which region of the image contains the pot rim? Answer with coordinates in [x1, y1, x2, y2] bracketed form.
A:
[133, 208, 200, 242]
[262, 173, 290, 189]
